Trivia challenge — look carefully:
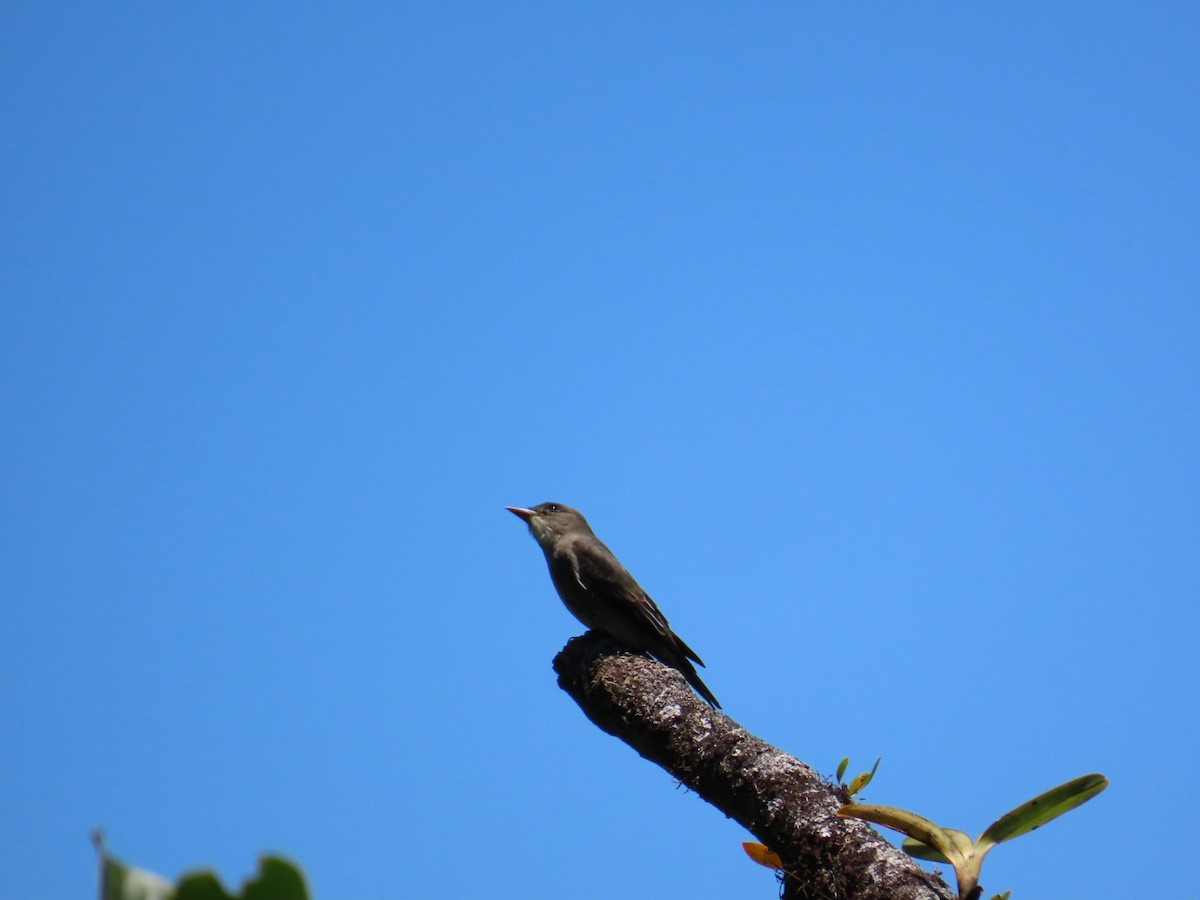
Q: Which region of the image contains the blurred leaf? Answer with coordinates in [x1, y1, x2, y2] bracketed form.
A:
[742, 842, 783, 870]
[100, 855, 175, 900]
[990, 891, 1011, 900]
[175, 858, 307, 900]
[95, 832, 174, 900]
[836, 757, 850, 783]
[175, 873, 232, 900]
[241, 858, 309, 900]
[96, 840, 308, 900]
[978, 773, 1108, 851]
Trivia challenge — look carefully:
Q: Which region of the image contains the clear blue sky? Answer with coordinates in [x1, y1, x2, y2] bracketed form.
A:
[3, 4, 1196, 899]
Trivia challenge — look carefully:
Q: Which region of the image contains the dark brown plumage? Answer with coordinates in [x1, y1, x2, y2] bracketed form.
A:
[506, 502, 720, 708]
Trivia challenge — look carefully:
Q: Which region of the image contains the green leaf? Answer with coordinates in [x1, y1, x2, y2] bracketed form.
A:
[978, 773, 1108, 851]
[836, 757, 850, 783]
[838, 804, 967, 868]
[990, 891, 1011, 900]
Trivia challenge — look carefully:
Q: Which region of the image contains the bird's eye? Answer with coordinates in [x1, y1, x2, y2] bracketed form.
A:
[546, 503, 560, 511]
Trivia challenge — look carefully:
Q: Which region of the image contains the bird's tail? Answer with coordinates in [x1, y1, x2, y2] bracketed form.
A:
[674, 656, 721, 709]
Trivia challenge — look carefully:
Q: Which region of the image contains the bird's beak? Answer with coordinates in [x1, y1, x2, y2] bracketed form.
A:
[505, 506, 536, 521]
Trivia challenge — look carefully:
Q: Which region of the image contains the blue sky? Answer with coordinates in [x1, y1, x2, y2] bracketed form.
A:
[2, 4, 1196, 899]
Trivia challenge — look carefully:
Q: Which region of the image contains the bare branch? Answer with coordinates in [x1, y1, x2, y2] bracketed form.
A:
[553, 632, 955, 900]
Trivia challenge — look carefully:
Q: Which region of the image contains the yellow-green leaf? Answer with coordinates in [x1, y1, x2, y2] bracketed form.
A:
[978, 773, 1108, 851]
[838, 804, 966, 868]
[847, 757, 881, 796]
[902, 828, 976, 865]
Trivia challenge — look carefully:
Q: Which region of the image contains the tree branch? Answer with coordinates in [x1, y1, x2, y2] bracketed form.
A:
[553, 632, 955, 900]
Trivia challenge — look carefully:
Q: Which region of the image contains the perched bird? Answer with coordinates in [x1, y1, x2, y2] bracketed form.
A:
[506, 502, 720, 708]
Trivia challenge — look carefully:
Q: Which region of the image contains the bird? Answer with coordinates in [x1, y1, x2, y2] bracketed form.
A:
[505, 502, 720, 708]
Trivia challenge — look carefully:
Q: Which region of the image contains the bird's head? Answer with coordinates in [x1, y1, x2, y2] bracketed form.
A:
[505, 502, 592, 548]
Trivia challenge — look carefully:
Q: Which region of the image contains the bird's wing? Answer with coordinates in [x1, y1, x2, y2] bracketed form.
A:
[566, 537, 679, 648]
